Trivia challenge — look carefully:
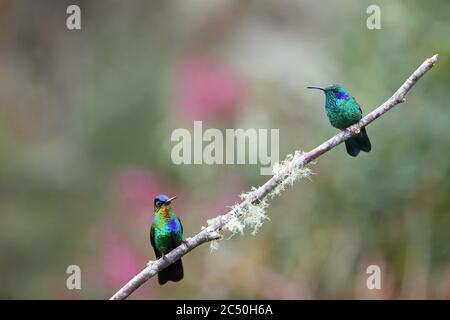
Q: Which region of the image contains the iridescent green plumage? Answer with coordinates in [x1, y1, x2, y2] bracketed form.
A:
[307, 84, 371, 157]
[150, 194, 184, 285]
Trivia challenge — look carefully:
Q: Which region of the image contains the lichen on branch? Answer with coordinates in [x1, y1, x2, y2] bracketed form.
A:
[207, 151, 313, 246]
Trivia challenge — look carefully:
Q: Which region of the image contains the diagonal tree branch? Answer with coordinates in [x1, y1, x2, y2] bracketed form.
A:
[110, 54, 438, 300]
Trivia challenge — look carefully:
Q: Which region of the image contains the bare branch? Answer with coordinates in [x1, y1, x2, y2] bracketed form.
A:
[110, 54, 438, 300]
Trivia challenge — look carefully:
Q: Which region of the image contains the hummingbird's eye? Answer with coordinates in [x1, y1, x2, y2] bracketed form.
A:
[155, 201, 162, 207]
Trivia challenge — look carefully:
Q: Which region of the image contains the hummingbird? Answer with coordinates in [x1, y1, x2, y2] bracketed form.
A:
[307, 84, 371, 157]
[150, 194, 184, 285]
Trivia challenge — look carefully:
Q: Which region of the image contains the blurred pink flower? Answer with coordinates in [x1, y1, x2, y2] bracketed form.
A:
[99, 229, 142, 289]
[174, 54, 245, 120]
[88, 225, 153, 298]
[113, 168, 173, 217]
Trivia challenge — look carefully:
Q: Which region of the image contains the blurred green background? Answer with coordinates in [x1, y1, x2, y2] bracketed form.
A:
[0, 0, 449, 299]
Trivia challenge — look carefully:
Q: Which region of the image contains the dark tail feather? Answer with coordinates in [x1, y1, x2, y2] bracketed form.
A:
[356, 127, 371, 152]
[345, 127, 371, 157]
[158, 259, 184, 285]
[345, 137, 360, 157]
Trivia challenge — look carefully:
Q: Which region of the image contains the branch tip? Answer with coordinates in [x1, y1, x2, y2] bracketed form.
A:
[428, 54, 439, 66]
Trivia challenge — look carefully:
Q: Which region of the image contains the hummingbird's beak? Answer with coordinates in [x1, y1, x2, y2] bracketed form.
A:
[307, 86, 326, 92]
[166, 196, 177, 203]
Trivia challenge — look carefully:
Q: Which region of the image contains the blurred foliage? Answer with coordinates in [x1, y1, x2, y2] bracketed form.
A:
[0, 0, 449, 299]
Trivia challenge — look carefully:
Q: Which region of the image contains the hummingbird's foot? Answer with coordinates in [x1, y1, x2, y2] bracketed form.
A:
[182, 239, 189, 247]
[146, 259, 155, 267]
[161, 253, 170, 262]
[216, 229, 224, 240]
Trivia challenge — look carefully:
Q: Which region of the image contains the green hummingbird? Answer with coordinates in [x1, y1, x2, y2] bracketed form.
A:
[307, 84, 371, 157]
[150, 194, 184, 285]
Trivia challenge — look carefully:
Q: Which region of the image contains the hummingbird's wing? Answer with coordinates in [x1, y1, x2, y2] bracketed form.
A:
[351, 96, 364, 115]
[176, 217, 183, 235]
[348, 95, 364, 119]
[150, 223, 162, 258]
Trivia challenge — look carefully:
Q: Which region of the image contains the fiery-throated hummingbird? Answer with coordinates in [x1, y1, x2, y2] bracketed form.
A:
[307, 84, 371, 157]
[150, 194, 184, 285]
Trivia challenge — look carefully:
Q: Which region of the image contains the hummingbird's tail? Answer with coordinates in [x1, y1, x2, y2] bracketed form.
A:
[158, 258, 184, 285]
[345, 127, 371, 157]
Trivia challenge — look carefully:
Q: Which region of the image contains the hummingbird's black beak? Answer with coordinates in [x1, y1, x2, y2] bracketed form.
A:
[166, 196, 177, 203]
[307, 86, 326, 92]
